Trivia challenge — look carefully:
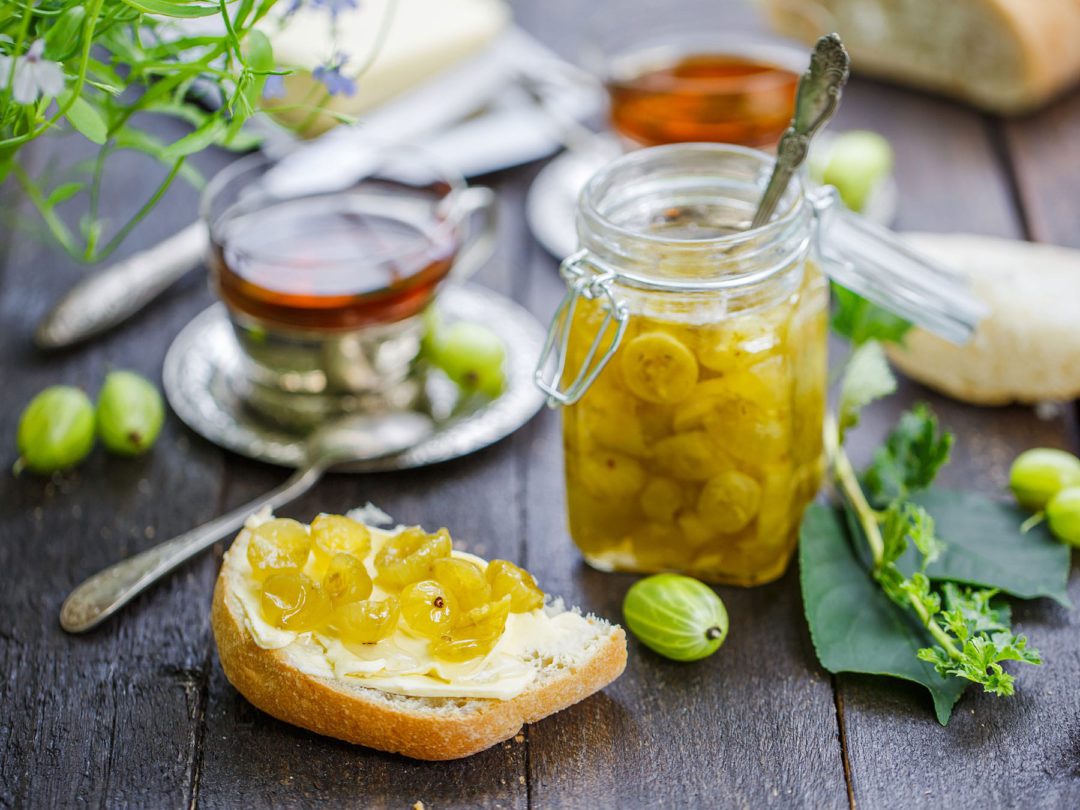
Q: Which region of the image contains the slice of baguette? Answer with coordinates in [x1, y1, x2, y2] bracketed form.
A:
[211, 526, 627, 760]
[764, 0, 1080, 114]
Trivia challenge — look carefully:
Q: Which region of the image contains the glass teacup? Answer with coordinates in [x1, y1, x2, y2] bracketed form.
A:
[201, 146, 495, 431]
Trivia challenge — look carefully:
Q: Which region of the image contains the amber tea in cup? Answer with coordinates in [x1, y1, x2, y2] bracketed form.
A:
[211, 183, 460, 331]
[202, 149, 495, 430]
[607, 51, 800, 147]
[584, 2, 805, 149]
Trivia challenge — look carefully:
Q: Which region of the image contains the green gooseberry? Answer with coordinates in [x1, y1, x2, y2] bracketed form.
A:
[429, 321, 507, 399]
[623, 573, 729, 662]
[96, 370, 165, 456]
[1009, 448, 1080, 511]
[1047, 487, 1080, 547]
[814, 130, 894, 213]
[15, 386, 95, 474]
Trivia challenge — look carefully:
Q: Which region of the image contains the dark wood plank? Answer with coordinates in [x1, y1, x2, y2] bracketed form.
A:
[0, 126, 234, 807]
[193, 171, 536, 810]
[1004, 91, 1080, 249]
[827, 83, 1080, 807]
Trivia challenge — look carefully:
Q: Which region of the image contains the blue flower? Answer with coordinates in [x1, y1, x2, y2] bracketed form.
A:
[285, 0, 359, 17]
[312, 0, 360, 18]
[313, 56, 357, 97]
[262, 74, 287, 100]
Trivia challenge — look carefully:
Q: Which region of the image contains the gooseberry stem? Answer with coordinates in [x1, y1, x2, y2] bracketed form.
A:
[706, 627, 723, 640]
[1020, 512, 1046, 534]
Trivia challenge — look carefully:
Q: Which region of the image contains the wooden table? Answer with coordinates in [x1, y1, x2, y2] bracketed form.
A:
[3, 5, 1080, 807]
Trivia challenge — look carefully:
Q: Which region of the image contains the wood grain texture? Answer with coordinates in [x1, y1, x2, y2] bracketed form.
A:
[0, 131, 233, 808]
[828, 82, 1080, 807]
[1004, 91, 1080, 248]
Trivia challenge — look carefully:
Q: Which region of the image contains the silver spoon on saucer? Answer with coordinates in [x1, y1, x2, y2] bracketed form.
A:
[59, 411, 434, 634]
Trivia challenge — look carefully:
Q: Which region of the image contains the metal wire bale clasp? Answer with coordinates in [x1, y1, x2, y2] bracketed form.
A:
[534, 250, 629, 407]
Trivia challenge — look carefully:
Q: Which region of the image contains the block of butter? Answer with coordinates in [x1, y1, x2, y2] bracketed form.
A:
[262, 0, 510, 136]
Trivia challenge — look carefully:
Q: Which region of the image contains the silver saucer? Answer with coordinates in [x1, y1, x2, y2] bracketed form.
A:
[526, 137, 900, 260]
[163, 285, 548, 471]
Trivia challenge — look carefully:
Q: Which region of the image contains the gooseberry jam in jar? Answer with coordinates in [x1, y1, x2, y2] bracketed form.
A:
[538, 144, 827, 586]
[537, 145, 984, 586]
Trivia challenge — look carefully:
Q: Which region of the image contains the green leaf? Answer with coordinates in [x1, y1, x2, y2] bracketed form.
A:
[897, 489, 1072, 607]
[121, 0, 222, 18]
[46, 182, 84, 207]
[838, 340, 896, 436]
[113, 128, 204, 187]
[864, 404, 953, 504]
[831, 283, 913, 347]
[799, 504, 968, 724]
[160, 117, 226, 160]
[62, 95, 109, 145]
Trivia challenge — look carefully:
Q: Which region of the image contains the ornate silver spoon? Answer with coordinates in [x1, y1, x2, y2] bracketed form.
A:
[59, 411, 433, 634]
[751, 33, 851, 229]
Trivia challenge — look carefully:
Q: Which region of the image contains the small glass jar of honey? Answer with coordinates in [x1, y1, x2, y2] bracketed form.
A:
[536, 144, 984, 585]
[202, 148, 494, 430]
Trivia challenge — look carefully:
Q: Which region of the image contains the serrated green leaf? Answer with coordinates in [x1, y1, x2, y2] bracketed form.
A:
[864, 404, 953, 504]
[838, 340, 896, 435]
[831, 283, 912, 347]
[62, 94, 109, 145]
[897, 489, 1072, 607]
[799, 504, 968, 724]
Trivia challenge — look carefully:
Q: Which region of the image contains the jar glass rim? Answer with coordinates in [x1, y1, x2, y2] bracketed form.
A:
[577, 143, 811, 292]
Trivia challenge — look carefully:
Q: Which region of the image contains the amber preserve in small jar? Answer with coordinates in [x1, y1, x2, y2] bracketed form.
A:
[537, 144, 827, 586]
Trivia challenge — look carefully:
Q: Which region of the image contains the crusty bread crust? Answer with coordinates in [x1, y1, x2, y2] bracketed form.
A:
[885, 233, 1080, 406]
[211, 555, 627, 760]
[765, 0, 1080, 114]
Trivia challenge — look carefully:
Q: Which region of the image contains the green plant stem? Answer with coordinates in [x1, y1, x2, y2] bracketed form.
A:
[826, 413, 962, 662]
[825, 414, 885, 566]
[11, 160, 79, 256]
[91, 156, 184, 260]
[905, 591, 961, 658]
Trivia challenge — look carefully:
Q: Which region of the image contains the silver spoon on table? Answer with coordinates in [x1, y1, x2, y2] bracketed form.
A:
[59, 411, 433, 634]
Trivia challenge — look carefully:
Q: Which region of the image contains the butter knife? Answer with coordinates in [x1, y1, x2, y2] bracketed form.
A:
[35, 223, 209, 350]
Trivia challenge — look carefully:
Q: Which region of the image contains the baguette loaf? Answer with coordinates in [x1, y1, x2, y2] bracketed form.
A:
[211, 519, 627, 760]
[763, 0, 1080, 113]
[886, 233, 1080, 406]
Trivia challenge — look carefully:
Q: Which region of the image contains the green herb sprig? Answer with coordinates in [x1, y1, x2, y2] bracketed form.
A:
[825, 293, 1042, 698]
[1, 0, 395, 261]
[1, 0, 286, 260]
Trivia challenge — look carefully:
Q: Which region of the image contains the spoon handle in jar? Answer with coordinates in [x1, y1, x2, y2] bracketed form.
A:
[751, 34, 850, 229]
[58, 461, 325, 635]
[34, 222, 207, 350]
